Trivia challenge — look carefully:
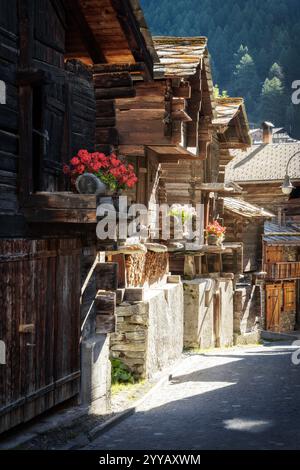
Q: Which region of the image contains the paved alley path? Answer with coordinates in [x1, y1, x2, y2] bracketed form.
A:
[85, 343, 300, 450]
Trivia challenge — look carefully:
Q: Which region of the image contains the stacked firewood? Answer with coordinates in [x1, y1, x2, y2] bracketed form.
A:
[125, 252, 169, 287]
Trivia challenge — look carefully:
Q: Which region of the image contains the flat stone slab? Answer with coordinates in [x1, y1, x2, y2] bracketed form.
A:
[144, 243, 168, 253]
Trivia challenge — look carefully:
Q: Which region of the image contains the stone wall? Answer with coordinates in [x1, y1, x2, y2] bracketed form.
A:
[183, 279, 212, 349]
[81, 334, 111, 412]
[280, 312, 296, 332]
[183, 278, 234, 349]
[219, 279, 234, 346]
[110, 282, 184, 378]
[233, 283, 262, 334]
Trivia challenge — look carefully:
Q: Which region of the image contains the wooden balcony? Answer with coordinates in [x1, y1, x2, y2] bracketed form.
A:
[23, 192, 97, 224]
[265, 261, 300, 280]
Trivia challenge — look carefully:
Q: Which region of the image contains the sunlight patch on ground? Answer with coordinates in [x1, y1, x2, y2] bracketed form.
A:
[139, 381, 236, 412]
[223, 418, 272, 433]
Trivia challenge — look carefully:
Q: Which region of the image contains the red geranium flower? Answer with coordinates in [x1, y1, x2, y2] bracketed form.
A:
[63, 149, 138, 191]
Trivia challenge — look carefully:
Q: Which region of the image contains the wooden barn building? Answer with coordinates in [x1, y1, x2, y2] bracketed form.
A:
[0, 0, 156, 434]
[225, 124, 300, 333]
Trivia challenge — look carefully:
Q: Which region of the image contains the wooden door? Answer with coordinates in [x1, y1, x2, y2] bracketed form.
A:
[266, 284, 281, 331]
[283, 281, 296, 312]
[0, 239, 81, 433]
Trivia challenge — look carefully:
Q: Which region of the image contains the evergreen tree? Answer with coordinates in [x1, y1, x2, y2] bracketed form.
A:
[269, 63, 284, 81]
[232, 53, 260, 115]
[140, 0, 300, 132]
[260, 77, 285, 126]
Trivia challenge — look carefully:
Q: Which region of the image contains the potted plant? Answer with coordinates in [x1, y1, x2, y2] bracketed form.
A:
[205, 220, 226, 246]
[168, 204, 197, 240]
[63, 149, 138, 196]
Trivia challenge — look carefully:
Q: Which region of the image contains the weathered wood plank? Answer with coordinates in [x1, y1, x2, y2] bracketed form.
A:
[95, 86, 135, 100]
[93, 72, 132, 88]
[95, 262, 118, 291]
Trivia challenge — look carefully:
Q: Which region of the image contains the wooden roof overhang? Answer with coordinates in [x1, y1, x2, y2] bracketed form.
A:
[64, 0, 156, 79]
[153, 37, 216, 159]
[146, 145, 201, 164]
[214, 98, 251, 150]
[222, 197, 275, 219]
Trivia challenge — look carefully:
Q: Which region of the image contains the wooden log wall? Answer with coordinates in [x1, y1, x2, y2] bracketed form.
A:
[93, 68, 136, 153]
[0, 0, 19, 221]
[240, 183, 289, 216]
[0, 1, 97, 236]
[222, 211, 264, 272]
[65, 60, 96, 157]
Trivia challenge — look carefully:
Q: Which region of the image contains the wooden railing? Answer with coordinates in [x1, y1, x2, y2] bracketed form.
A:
[265, 261, 300, 280]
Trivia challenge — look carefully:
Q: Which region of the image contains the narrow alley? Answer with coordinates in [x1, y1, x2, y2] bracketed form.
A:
[85, 342, 300, 450]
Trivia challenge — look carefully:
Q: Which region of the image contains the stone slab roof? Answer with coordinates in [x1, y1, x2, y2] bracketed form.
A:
[225, 143, 300, 183]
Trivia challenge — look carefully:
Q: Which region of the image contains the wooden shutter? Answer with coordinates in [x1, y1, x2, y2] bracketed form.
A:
[41, 84, 66, 191]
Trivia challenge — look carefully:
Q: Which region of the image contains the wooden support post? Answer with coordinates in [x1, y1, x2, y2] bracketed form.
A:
[112, 253, 126, 288]
[95, 291, 116, 334]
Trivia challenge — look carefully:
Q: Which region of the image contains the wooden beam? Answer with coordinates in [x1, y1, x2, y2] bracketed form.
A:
[173, 83, 191, 99]
[23, 192, 97, 209]
[111, 0, 153, 80]
[92, 62, 147, 74]
[171, 110, 192, 122]
[219, 142, 249, 150]
[17, 68, 51, 86]
[23, 207, 97, 224]
[64, 0, 106, 64]
[95, 86, 135, 100]
[93, 72, 132, 89]
[95, 263, 119, 291]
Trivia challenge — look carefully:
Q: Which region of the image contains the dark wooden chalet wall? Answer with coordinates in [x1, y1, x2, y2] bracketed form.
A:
[0, 1, 98, 433]
[0, 0, 96, 236]
[0, 0, 19, 224]
[241, 183, 288, 216]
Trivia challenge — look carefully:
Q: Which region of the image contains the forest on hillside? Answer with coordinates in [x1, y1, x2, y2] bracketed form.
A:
[141, 0, 300, 138]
